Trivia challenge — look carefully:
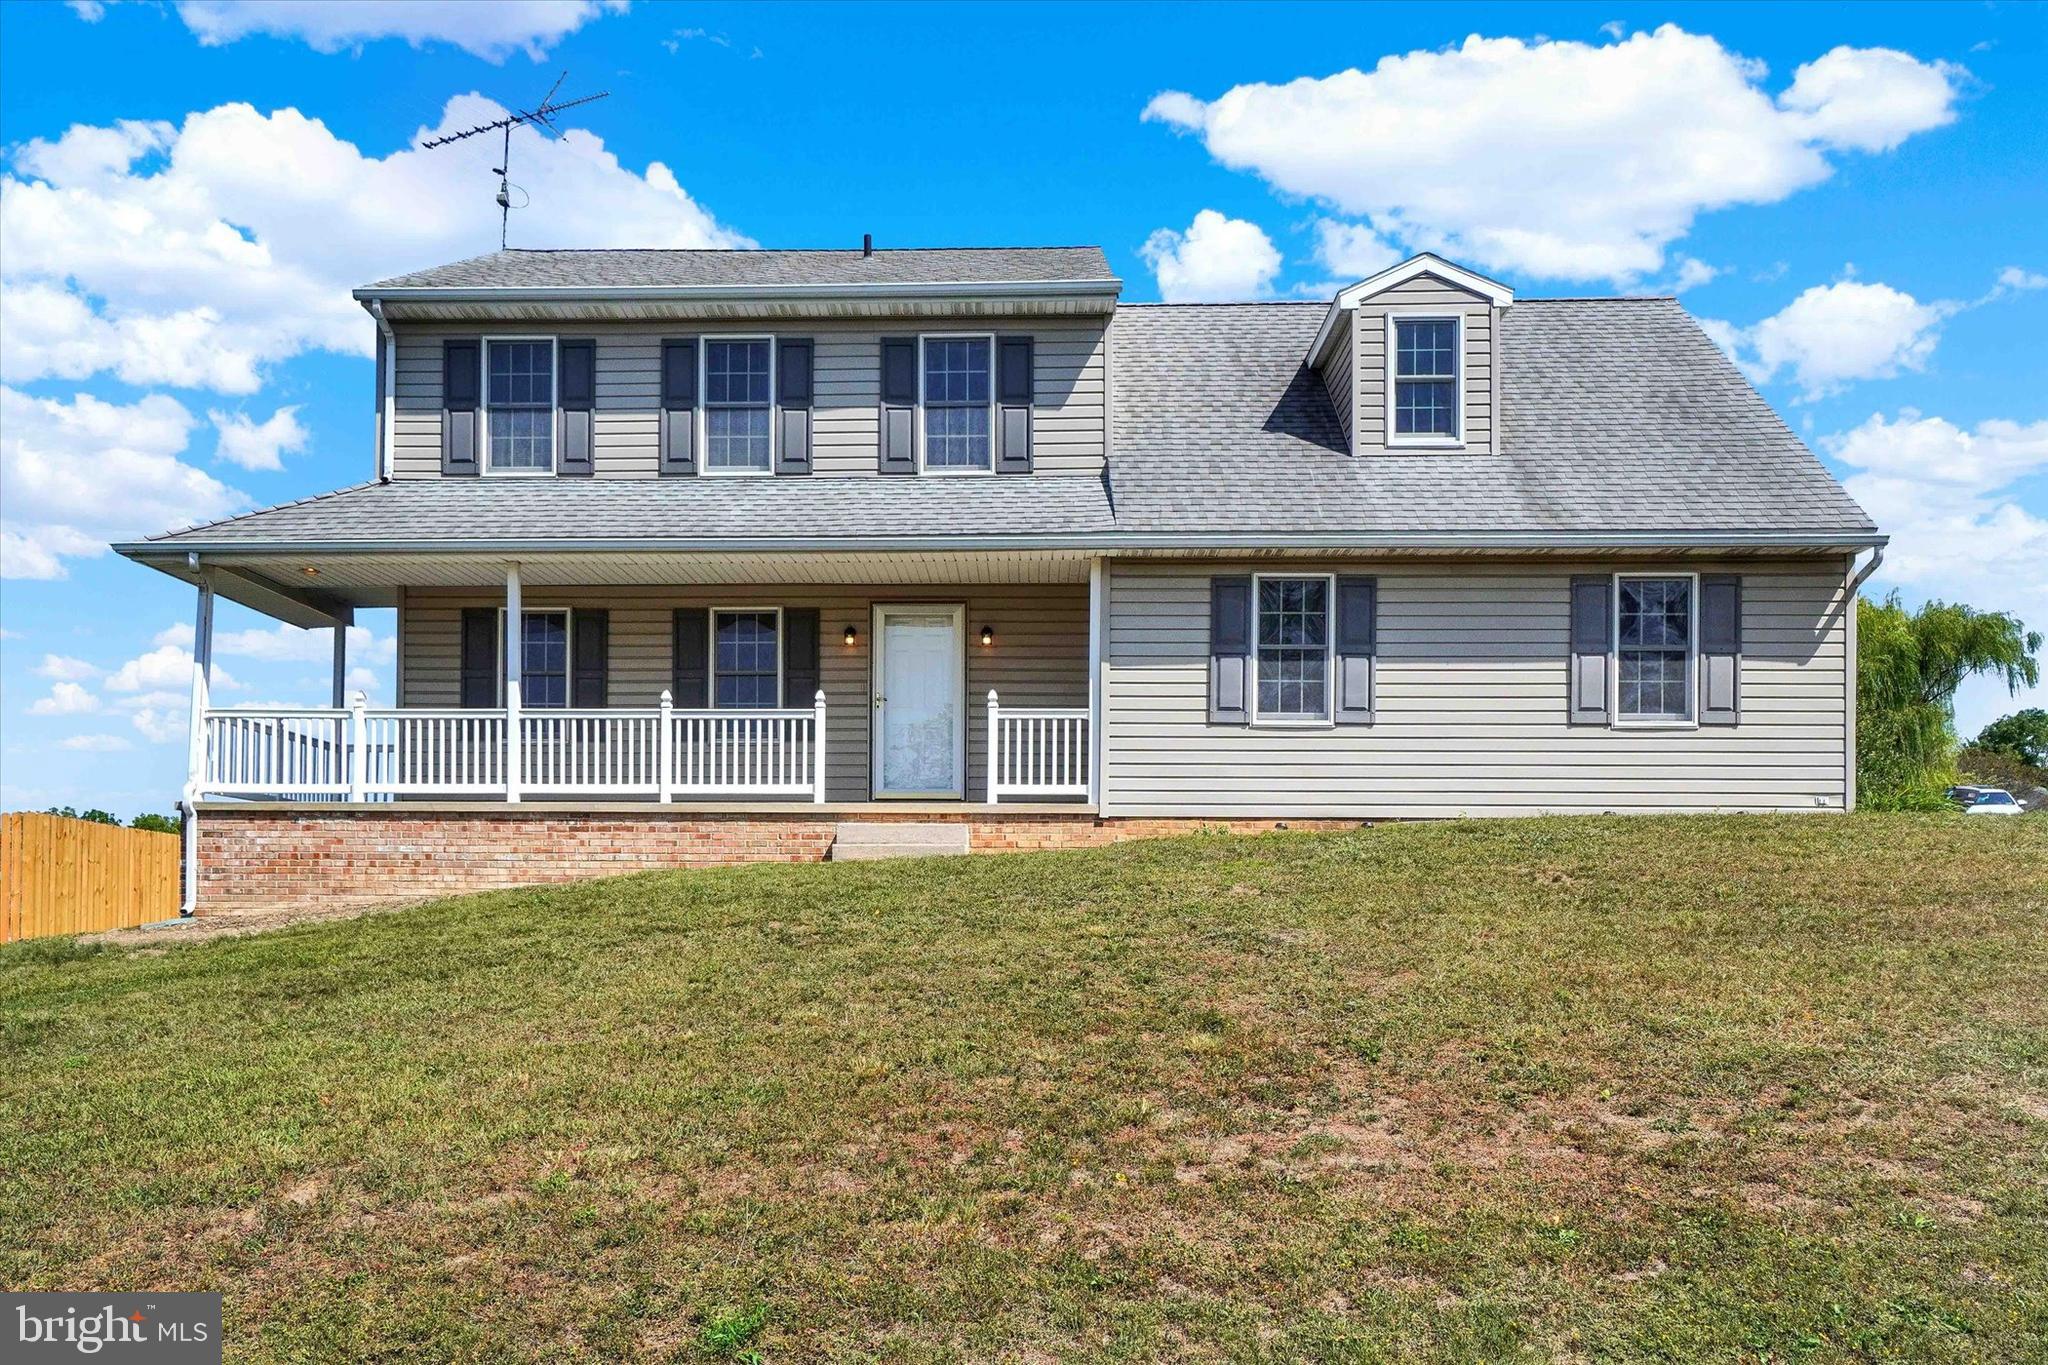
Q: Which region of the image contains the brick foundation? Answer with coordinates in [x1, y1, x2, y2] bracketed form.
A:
[192, 805, 1365, 914]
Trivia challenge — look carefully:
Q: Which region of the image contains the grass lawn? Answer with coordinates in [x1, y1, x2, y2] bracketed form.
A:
[3, 815, 2046, 1362]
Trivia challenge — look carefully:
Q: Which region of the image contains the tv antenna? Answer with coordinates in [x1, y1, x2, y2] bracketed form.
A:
[418, 72, 610, 249]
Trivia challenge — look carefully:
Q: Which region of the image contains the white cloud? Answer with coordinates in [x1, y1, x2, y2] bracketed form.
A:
[173, 1, 629, 62]
[1144, 27, 1961, 283]
[1139, 209, 1281, 302]
[0, 387, 245, 579]
[35, 654, 100, 682]
[1994, 266, 2046, 295]
[106, 643, 238, 694]
[66, 0, 104, 20]
[1775, 46, 1966, 153]
[1825, 411, 2048, 733]
[28, 682, 101, 716]
[214, 622, 394, 664]
[1312, 219, 1401, 280]
[2, 95, 749, 395]
[209, 405, 307, 471]
[128, 704, 186, 745]
[1667, 257, 1721, 293]
[154, 623, 195, 650]
[1711, 280, 1952, 400]
[60, 734, 133, 752]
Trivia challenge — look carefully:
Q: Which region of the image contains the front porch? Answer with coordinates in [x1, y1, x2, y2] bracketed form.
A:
[170, 548, 1110, 908]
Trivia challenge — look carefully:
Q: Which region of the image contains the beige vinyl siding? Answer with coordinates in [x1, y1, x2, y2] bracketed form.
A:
[391, 319, 1106, 480]
[1354, 274, 1495, 454]
[1102, 558, 1851, 818]
[400, 583, 1087, 802]
[1320, 310, 1355, 451]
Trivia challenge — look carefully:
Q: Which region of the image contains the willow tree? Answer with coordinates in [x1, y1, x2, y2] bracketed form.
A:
[1858, 593, 2042, 807]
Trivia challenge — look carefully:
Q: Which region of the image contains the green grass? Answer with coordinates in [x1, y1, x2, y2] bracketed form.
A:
[3, 815, 2046, 1362]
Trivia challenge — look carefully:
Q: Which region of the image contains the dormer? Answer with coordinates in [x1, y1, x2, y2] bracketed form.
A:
[1306, 253, 1513, 457]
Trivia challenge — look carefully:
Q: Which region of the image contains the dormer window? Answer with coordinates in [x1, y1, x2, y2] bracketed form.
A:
[922, 336, 993, 471]
[1392, 317, 1459, 442]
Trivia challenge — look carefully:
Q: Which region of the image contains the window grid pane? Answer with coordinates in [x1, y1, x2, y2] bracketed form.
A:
[1255, 578, 1329, 720]
[487, 340, 554, 470]
[1393, 319, 1458, 438]
[1617, 578, 1692, 720]
[704, 340, 772, 471]
[714, 610, 779, 709]
[923, 338, 992, 469]
[521, 612, 567, 709]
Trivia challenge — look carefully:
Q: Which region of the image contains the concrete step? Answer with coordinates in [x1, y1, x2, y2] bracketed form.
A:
[828, 821, 970, 861]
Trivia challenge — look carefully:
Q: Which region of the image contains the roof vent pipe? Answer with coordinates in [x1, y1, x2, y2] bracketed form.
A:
[863, 233, 873, 257]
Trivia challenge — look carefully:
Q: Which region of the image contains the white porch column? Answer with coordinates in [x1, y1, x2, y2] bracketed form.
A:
[181, 559, 215, 915]
[504, 561, 523, 803]
[330, 622, 348, 709]
[1087, 556, 1105, 808]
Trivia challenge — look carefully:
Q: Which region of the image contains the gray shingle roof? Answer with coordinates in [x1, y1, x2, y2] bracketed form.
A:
[1108, 298, 1875, 537]
[132, 475, 1116, 548]
[363, 247, 1117, 292]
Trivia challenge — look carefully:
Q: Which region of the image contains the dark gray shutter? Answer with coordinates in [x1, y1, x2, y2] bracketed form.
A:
[442, 339, 480, 476]
[1335, 576, 1377, 725]
[1699, 574, 1741, 726]
[1209, 576, 1252, 725]
[460, 607, 496, 707]
[879, 337, 917, 474]
[671, 608, 709, 707]
[782, 608, 820, 707]
[659, 338, 698, 476]
[776, 338, 813, 475]
[558, 338, 595, 477]
[1568, 576, 1613, 726]
[996, 335, 1034, 474]
[572, 609, 608, 708]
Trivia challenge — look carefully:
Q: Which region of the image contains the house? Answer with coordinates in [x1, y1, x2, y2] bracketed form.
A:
[115, 247, 1884, 913]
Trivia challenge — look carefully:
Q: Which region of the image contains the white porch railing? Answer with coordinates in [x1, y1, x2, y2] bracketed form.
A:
[986, 690, 1090, 802]
[198, 691, 827, 803]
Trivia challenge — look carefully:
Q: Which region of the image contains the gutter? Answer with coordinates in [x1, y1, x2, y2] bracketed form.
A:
[115, 529, 1890, 559]
[352, 278, 1123, 306]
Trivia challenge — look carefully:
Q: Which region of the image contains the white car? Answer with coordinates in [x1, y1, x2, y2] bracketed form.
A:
[1957, 787, 2025, 816]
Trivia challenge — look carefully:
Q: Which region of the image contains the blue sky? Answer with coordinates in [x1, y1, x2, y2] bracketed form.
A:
[1, 0, 2043, 816]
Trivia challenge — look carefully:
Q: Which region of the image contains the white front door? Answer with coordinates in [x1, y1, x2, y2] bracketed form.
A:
[872, 604, 966, 798]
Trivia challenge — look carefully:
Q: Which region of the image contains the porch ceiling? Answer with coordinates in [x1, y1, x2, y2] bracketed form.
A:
[136, 548, 1099, 616]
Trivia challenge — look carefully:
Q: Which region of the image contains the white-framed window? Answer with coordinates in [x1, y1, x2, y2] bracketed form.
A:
[702, 337, 774, 474]
[484, 337, 556, 474]
[1614, 574, 1696, 725]
[920, 334, 993, 472]
[496, 608, 570, 708]
[1252, 573, 1333, 725]
[1389, 315, 1460, 444]
[712, 607, 782, 709]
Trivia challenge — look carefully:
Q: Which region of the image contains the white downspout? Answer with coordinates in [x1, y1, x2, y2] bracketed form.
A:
[504, 561, 523, 803]
[1088, 557, 1105, 809]
[370, 299, 396, 482]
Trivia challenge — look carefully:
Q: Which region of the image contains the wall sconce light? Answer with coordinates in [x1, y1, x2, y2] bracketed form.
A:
[980, 625, 995, 647]
[843, 624, 859, 646]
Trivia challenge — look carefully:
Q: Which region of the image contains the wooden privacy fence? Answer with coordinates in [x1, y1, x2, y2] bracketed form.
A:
[1, 813, 179, 943]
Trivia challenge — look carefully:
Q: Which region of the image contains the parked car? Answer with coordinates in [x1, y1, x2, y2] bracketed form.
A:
[1951, 786, 2025, 816]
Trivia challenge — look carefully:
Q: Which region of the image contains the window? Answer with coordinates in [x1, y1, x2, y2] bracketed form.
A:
[1392, 317, 1458, 441]
[703, 339, 773, 473]
[486, 339, 554, 472]
[1254, 576, 1331, 722]
[519, 610, 568, 708]
[713, 609, 780, 708]
[922, 336, 992, 470]
[1616, 576, 1694, 723]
